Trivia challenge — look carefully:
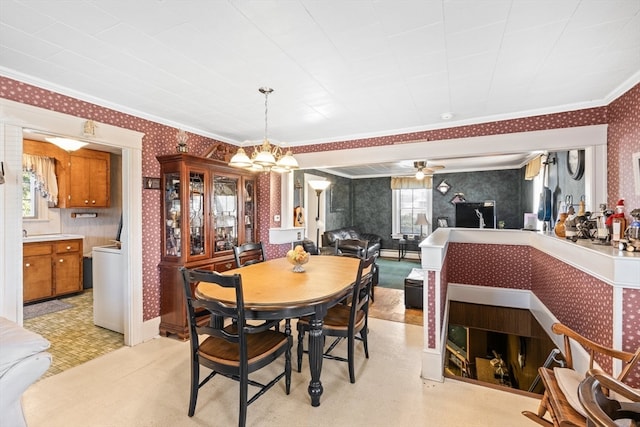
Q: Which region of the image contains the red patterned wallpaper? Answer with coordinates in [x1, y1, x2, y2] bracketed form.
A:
[607, 84, 640, 211]
[530, 249, 614, 373]
[427, 271, 436, 348]
[294, 107, 607, 154]
[447, 243, 532, 289]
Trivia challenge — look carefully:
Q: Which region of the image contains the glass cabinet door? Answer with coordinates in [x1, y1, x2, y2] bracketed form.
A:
[213, 175, 238, 252]
[164, 172, 181, 257]
[243, 179, 256, 243]
[188, 171, 206, 256]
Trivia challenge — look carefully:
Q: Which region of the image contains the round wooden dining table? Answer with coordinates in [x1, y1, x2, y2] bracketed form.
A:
[195, 255, 362, 407]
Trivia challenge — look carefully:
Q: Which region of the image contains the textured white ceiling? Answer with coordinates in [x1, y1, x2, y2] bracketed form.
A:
[2, 0, 639, 176]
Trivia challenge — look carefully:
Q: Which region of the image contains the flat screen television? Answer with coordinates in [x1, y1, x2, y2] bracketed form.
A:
[455, 201, 496, 229]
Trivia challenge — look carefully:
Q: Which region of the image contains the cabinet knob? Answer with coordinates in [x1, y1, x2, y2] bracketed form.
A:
[25, 263, 30, 267]
[91, 200, 96, 204]
[59, 259, 64, 263]
[66, 246, 72, 250]
[84, 200, 89, 204]
[225, 263, 232, 269]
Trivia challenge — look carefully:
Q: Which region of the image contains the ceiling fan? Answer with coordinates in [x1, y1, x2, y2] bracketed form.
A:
[413, 161, 444, 180]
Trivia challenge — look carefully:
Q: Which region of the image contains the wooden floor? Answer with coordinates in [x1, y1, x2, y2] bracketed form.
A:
[369, 286, 423, 326]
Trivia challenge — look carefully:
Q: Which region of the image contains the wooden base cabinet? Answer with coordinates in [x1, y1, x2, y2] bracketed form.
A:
[23, 244, 54, 302]
[23, 239, 83, 303]
[157, 153, 257, 339]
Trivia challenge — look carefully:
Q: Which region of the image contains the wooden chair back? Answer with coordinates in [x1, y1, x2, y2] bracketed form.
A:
[552, 323, 640, 383]
[233, 242, 266, 268]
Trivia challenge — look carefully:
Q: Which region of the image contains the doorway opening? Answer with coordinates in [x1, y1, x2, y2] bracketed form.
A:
[1, 99, 145, 357]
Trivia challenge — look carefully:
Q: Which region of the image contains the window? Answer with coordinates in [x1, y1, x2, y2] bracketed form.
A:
[392, 188, 431, 236]
[22, 171, 37, 218]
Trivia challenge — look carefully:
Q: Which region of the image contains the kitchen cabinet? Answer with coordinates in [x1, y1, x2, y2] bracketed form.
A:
[23, 139, 111, 208]
[23, 244, 54, 302]
[67, 150, 111, 207]
[23, 140, 110, 208]
[157, 153, 257, 339]
[23, 238, 83, 303]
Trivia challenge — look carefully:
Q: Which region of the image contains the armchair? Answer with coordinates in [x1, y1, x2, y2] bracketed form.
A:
[0, 317, 51, 427]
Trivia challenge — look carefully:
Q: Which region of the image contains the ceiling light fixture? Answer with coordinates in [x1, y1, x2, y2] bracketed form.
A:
[45, 137, 88, 151]
[414, 160, 444, 180]
[229, 87, 299, 173]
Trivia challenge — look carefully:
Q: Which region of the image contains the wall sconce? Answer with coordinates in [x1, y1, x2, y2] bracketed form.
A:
[436, 180, 450, 195]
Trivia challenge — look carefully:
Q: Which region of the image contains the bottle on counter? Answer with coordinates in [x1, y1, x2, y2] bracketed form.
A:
[609, 199, 626, 245]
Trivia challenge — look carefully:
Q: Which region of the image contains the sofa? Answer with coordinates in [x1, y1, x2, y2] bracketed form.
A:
[0, 317, 52, 427]
[321, 227, 382, 259]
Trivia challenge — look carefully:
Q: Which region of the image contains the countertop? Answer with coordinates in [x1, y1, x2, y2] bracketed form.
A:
[23, 233, 84, 243]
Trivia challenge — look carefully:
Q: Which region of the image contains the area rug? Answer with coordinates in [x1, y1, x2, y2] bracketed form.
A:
[376, 257, 420, 290]
[24, 300, 73, 320]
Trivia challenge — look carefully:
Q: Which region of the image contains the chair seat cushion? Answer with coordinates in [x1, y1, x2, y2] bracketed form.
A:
[298, 305, 365, 332]
[0, 317, 50, 377]
[554, 367, 588, 418]
[198, 328, 288, 367]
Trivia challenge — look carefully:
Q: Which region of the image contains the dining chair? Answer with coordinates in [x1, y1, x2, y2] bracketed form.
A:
[180, 267, 291, 427]
[233, 242, 266, 268]
[296, 255, 375, 383]
[334, 238, 378, 302]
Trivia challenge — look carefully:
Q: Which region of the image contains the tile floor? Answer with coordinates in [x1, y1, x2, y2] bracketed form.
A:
[23, 290, 124, 378]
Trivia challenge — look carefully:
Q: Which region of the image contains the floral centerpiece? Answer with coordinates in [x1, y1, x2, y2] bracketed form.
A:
[286, 245, 310, 273]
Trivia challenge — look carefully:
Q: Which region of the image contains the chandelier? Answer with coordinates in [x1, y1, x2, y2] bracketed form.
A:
[229, 87, 299, 173]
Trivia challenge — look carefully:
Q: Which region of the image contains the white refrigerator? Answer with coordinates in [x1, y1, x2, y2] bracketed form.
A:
[92, 245, 124, 334]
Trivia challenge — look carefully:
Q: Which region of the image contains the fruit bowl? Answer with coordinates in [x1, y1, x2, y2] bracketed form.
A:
[286, 245, 310, 272]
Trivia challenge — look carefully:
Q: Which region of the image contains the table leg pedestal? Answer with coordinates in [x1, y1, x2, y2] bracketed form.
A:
[307, 316, 325, 407]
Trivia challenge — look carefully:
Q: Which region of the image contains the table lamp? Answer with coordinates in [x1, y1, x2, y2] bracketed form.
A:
[415, 213, 429, 238]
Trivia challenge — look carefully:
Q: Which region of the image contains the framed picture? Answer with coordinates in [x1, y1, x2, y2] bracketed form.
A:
[633, 151, 640, 196]
[437, 217, 449, 228]
[330, 183, 349, 212]
[144, 177, 161, 190]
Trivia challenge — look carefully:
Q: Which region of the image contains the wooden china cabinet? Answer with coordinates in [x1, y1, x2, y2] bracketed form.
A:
[157, 153, 257, 339]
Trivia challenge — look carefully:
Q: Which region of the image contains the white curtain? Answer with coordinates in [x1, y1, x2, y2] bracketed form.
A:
[390, 176, 432, 189]
[22, 154, 58, 205]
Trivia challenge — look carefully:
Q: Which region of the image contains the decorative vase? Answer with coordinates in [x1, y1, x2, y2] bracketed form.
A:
[555, 212, 568, 238]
